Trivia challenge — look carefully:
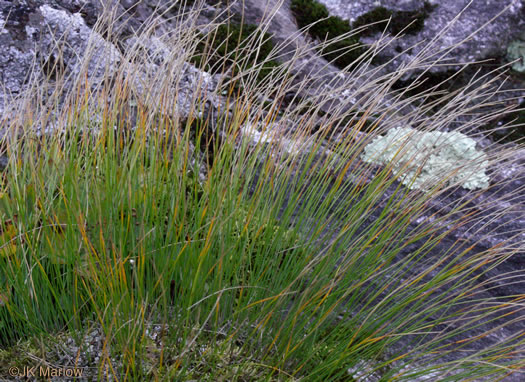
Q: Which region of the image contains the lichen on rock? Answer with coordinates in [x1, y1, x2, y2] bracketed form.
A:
[507, 34, 525, 72]
[361, 127, 490, 190]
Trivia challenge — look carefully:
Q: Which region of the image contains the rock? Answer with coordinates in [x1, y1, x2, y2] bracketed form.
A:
[0, 0, 220, 124]
[0, 0, 219, 183]
[317, 0, 525, 72]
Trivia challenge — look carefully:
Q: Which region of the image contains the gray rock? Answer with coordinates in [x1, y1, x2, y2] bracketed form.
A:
[0, 0, 219, 123]
[318, 0, 525, 71]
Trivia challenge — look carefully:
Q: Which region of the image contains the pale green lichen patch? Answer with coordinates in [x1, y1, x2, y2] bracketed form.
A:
[507, 39, 525, 72]
[361, 127, 490, 190]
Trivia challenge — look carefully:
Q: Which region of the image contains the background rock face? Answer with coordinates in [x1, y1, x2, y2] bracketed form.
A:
[318, 0, 525, 69]
[1, 1, 523, 106]
[0, 1, 118, 116]
[0, 0, 219, 124]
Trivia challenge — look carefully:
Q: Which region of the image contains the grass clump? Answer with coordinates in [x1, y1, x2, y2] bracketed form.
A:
[0, 2, 523, 381]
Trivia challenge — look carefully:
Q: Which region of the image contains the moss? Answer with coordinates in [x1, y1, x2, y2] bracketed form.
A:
[353, 2, 436, 36]
[352, 6, 394, 35]
[291, 0, 330, 33]
[0, 337, 43, 371]
[191, 22, 280, 85]
[291, 0, 364, 69]
[319, 37, 364, 69]
[289, 0, 436, 69]
[290, 0, 436, 69]
[390, 8, 430, 35]
[291, 0, 353, 40]
[318, 15, 353, 40]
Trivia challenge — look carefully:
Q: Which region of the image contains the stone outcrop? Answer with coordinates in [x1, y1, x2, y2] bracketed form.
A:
[318, 0, 525, 71]
[0, 1, 219, 123]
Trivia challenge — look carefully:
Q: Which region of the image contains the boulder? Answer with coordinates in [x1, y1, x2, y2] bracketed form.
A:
[0, 0, 219, 123]
[318, 0, 525, 71]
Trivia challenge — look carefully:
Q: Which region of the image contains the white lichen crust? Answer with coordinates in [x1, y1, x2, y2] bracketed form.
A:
[362, 127, 490, 190]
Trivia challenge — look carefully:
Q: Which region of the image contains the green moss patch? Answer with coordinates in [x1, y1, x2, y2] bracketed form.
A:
[353, 2, 436, 36]
[191, 23, 280, 85]
[291, 0, 364, 69]
[290, 0, 436, 69]
[352, 6, 394, 35]
[291, 0, 351, 39]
